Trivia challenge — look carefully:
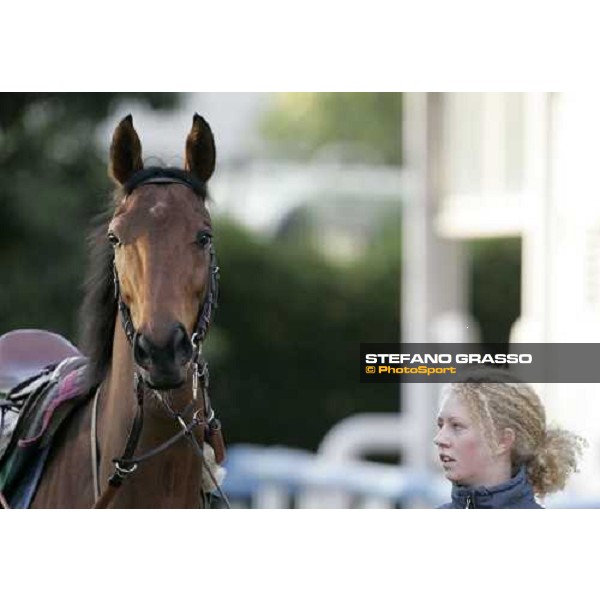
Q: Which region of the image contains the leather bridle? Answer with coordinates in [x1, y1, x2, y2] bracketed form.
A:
[113, 216, 220, 358]
[93, 170, 228, 509]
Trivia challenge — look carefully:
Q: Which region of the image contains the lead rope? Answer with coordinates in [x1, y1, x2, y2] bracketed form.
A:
[191, 358, 230, 508]
[184, 422, 231, 509]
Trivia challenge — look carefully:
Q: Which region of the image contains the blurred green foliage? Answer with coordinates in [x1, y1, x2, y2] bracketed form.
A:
[470, 237, 522, 347]
[262, 93, 403, 165]
[207, 217, 400, 450]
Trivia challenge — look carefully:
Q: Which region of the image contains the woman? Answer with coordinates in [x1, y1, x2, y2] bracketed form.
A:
[434, 371, 586, 508]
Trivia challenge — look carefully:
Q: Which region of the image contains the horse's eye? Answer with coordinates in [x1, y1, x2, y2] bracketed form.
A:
[107, 232, 121, 247]
[196, 232, 212, 249]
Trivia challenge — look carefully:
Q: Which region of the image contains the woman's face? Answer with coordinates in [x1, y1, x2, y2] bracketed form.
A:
[434, 391, 500, 487]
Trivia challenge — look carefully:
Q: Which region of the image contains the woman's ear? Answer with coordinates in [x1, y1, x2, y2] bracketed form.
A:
[496, 428, 516, 456]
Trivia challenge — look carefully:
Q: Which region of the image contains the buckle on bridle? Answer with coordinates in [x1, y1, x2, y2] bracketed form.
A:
[191, 332, 201, 352]
[114, 461, 138, 476]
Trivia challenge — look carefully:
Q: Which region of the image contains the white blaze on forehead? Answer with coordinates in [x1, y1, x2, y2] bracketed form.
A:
[149, 201, 169, 220]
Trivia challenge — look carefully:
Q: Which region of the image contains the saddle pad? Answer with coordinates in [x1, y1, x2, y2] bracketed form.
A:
[0, 369, 55, 460]
[0, 357, 93, 508]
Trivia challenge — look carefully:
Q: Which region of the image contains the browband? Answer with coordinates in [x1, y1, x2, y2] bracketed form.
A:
[122, 167, 207, 197]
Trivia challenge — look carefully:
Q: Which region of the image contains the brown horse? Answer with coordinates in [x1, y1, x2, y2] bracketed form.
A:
[26, 114, 223, 508]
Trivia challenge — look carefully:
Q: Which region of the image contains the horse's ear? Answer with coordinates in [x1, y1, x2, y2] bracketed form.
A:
[185, 114, 216, 183]
[109, 115, 144, 186]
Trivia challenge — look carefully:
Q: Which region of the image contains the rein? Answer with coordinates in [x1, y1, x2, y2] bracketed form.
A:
[93, 172, 228, 509]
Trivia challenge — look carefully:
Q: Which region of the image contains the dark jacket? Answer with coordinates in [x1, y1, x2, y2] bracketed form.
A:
[438, 465, 543, 509]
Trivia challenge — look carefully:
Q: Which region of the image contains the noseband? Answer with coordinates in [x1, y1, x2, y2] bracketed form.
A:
[93, 168, 227, 509]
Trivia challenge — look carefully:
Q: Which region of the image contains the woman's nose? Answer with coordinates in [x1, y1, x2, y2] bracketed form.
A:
[434, 429, 447, 447]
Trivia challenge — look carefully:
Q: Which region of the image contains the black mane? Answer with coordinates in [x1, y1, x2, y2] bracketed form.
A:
[78, 205, 118, 391]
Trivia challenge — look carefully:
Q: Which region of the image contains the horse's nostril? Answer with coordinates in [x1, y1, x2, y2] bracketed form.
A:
[173, 326, 184, 347]
[133, 333, 152, 368]
[173, 324, 192, 365]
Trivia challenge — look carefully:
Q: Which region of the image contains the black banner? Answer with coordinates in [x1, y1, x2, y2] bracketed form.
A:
[360, 343, 600, 383]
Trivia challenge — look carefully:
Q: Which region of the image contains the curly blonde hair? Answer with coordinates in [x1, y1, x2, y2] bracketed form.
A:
[447, 370, 587, 497]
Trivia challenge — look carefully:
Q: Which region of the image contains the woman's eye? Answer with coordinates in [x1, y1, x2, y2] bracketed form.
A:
[107, 232, 121, 247]
[196, 232, 212, 248]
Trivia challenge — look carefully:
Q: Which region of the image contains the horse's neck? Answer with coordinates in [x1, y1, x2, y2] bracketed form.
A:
[97, 322, 204, 508]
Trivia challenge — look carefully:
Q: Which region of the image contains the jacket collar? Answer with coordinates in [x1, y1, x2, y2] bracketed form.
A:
[450, 465, 536, 508]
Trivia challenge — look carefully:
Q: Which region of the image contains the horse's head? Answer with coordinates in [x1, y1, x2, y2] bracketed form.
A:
[107, 115, 217, 389]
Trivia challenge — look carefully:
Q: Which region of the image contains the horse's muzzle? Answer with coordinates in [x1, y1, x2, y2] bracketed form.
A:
[133, 324, 192, 389]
